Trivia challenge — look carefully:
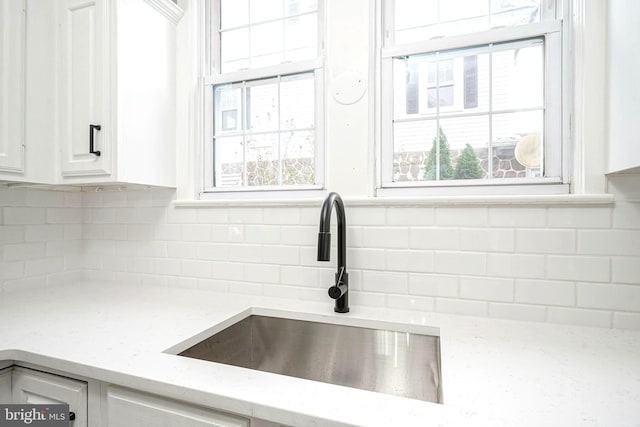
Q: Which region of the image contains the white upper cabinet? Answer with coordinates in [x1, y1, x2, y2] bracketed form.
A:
[57, 0, 181, 187]
[0, 0, 26, 175]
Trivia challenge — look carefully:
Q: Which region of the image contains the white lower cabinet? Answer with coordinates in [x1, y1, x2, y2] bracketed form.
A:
[10, 366, 88, 427]
[0, 367, 11, 403]
[107, 386, 249, 427]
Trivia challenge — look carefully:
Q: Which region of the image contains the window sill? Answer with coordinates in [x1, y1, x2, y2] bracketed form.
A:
[173, 193, 615, 208]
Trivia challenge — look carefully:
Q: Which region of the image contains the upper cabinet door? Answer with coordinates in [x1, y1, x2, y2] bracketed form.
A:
[58, 0, 111, 177]
[0, 0, 26, 174]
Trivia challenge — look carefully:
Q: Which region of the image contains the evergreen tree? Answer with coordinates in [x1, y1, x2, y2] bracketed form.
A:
[424, 127, 454, 180]
[454, 144, 484, 180]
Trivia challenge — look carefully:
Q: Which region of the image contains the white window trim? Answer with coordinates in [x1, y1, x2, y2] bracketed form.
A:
[376, 0, 569, 197]
[200, 0, 326, 200]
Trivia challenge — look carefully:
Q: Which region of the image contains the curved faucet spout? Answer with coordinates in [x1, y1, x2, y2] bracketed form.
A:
[317, 192, 349, 313]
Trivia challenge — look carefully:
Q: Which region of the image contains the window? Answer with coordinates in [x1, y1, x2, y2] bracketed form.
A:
[380, 0, 565, 194]
[204, 0, 324, 194]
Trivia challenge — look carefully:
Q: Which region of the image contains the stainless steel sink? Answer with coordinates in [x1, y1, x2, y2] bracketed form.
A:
[176, 315, 442, 403]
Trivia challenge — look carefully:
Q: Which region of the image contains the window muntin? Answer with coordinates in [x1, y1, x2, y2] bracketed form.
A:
[381, 0, 562, 191]
[206, 0, 323, 194]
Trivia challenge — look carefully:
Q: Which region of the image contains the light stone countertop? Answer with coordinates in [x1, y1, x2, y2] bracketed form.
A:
[1, 281, 639, 426]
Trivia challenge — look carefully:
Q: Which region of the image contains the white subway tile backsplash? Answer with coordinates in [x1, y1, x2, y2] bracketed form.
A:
[25, 257, 65, 276]
[386, 207, 435, 226]
[578, 283, 640, 311]
[3, 187, 639, 330]
[182, 224, 212, 242]
[347, 207, 386, 225]
[488, 207, 546, 227]
[3, 242, 46, 261]
[547, 307, 611, 328]
[488, 303, 547, 322]
[460, 277, 513, 302]
[436, 207, 488, 226]
[516, 229, 576, 254]
[280, 266, 318, 287]
[386, 294, 435, 312]
[515, 279, 575, 306]
[197, 208, 229, 224]
[547, 207, 611, 228]
[409, 228, 460, 250]
[195, 242, 228, 261]
[25, 225, 64, 242]
[0, 261, 24, 280]
[434, 251, 486, 275]
[436, 298, 488, 317]
[409, 273, 458, 297]
[262, 245, 299, 265]
[612, 202, 640, 229]
[245, 264, 280, 284]
[361, 271, 408, 293]
[612, 257, 640, 284]
[386, 250, 434, 273]
[546, 255, 610, 282]
[228, 244, 262, 262]
[181, 260, 212, 278]
[487, 253, 545, 279]
[0, 225, 24, 244]
[228, 208, 263, 224]
[264, 208, 300, 225]
[347, 248, 386, 270]
[459, 228, 515, 253]
[47, 208, 83, 223]
[613, 312, 640, 330]
[4, 207, 46, 224]
[578, 230, 640, 256]
[362, 227, 409, 248]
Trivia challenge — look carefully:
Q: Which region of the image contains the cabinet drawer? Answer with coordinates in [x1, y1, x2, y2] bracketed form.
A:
[107, 386, 249, 427]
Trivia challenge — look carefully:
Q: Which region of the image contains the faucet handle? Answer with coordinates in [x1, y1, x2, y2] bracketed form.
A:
[328, 283, 348, 300]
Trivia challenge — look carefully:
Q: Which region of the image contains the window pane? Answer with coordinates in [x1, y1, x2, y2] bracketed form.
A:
[246, 80, 279, 132]
[393, 0, 541, 44]
[440, 116, 489, 180]
[492, 42, 544, 111]
[284, 14, 317, 62]
[492, 111, 543, 178]
[393, 120, 437, 182]
[285, 0, 317, 16]
[280, 74, 314, 130]
[214, 85, 242, 134]
[221, 28, 249, 72]
[250, 21, 284, 68]
[221, 0, 248, 30]
[250, 0, 283, 23]
[215, 136, 245, 187]
[246, 134, 279, 186]
[282, 131, 315, 185]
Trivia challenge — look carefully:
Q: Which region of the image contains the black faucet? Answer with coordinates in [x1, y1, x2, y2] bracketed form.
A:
[317, 192, 349, 313]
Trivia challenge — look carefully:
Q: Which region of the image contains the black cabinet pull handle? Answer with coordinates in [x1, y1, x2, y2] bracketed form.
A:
[69, 411, 76, 421]
[89, 124, 101, 156]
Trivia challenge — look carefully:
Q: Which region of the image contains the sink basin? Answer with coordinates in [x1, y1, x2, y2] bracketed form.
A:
[176, 314, 442, 403]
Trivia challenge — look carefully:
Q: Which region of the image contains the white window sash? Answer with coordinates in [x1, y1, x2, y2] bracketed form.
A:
[379, 1, 565, 193]
[203, 0, 325, 195]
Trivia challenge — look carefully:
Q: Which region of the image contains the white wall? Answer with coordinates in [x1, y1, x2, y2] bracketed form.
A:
[607, 0, 640, 174]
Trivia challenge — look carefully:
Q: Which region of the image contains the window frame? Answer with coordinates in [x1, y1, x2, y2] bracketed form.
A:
[201, 0, 326, 197]
[377, 0, 569, 196]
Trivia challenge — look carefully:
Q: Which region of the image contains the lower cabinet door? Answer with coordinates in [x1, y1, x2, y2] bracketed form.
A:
[0, 368, 11, 403]
[11, 366, 88, 427]
[107, 386, 249, 427]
